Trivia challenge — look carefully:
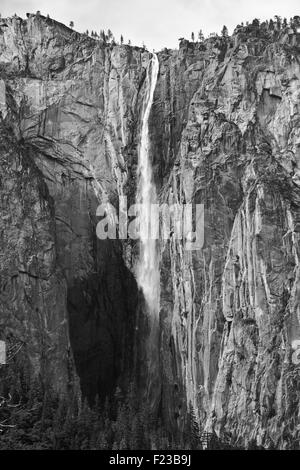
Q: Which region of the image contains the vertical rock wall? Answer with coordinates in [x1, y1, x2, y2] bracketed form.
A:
[153, 34, 300, 448]
[0, 14, 152, 400]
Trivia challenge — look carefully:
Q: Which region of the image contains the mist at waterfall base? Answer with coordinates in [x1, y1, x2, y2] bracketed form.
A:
[136, 54, 160, 319]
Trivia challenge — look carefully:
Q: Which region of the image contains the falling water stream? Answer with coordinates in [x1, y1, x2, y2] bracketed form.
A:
[136, 54, 160, 318]
[92, 54, 160, 403]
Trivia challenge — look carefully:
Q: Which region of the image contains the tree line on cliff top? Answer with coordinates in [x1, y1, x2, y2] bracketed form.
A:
[3, 11, 299, 51]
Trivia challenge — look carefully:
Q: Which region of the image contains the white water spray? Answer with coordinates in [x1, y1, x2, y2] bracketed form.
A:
[136, 54, 160, 316]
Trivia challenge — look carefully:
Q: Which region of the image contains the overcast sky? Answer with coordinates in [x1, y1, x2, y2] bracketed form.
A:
[1, 0, 299, 50]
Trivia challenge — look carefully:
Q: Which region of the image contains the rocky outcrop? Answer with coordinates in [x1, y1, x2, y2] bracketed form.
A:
[154, 30, 300, 448]
[1, 14, 300, 448]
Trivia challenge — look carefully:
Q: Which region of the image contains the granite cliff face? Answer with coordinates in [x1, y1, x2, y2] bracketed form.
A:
[0, 14, 145, 401]
[1, 14, 300, 448]
[154, 30, 300, 448]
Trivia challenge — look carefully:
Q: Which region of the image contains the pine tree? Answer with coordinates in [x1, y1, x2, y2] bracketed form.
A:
[119, 437, 127, 449]
[221, 25, 228, 38]
[69, 21, 74, 29]
[120, 34, 124, 45]
[96, 430, 109, 449]
[113, 402, 129, 447]
[107, 29, 113, 42]
[185, 404, 201, 450]
[252, 18, 260, 28]
[99, 30, 106, 42]
[191, 32, 195, 42]
[198, 29, 204, 42]
[113, 386, 123, 414]
[275, 15, 282, 29]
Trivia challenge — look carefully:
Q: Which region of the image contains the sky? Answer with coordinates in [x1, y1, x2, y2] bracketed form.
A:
[1, 0, 299, 50]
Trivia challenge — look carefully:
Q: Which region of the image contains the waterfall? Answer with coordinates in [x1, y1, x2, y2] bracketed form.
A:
[136, 54, 160, 317]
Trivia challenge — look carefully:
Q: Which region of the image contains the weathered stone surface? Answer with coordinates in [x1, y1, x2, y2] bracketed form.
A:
[0, 14, 147, 401]
[154, 33, 300, 448]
